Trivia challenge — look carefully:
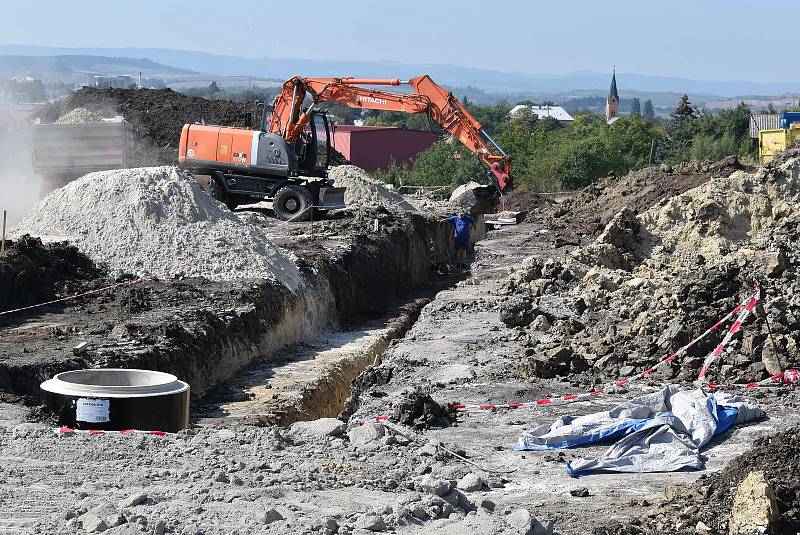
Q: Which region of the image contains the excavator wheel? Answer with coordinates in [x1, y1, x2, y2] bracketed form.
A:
[274, 185, 314, 222]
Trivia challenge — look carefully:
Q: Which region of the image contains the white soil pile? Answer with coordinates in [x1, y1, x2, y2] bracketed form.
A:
[328, 165, 415, 211]
[636, 165, 797, 268]
[13, 166, 303, 289]
[55, 107, 103, 124]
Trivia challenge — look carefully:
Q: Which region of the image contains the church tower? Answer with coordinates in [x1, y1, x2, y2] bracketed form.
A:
[605, 69, 619, 124]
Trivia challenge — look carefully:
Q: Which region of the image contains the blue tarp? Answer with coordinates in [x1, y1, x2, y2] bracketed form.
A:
[515, 386, 763, 476]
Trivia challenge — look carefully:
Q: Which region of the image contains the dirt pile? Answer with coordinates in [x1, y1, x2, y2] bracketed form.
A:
[500, 155, 800, 384]
[329, 165, 416, 211]
[37, 87, 251, 165]
[500, 190, 558, 214]
[0, 235, 101, 315]
[551, 156, 746, 238]
[12, 166, 303, 288]
[55, 107, 102, 124]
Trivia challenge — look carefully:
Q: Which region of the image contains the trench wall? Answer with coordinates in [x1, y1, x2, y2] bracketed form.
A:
[1, 212, 473, 403]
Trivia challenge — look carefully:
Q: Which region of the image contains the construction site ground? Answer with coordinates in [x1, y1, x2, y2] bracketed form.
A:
[2, 206, 798, 535]
[1, 92, 799, 535]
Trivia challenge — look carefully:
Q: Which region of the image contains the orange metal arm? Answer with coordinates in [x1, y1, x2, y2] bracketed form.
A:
[268, 75, 513, 191]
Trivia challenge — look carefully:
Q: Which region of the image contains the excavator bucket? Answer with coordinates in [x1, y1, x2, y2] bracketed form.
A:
[318, 187, 347, 210]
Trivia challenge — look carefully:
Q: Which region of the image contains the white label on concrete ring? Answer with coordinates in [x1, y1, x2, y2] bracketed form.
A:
[76, 398, 110, 423]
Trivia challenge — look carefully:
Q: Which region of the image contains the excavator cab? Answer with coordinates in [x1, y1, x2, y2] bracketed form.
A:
[296, 110, 331, 177]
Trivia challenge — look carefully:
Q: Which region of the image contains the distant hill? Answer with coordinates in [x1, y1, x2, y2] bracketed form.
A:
[3, 44, 800, 98]
[0, 54, 198, 83]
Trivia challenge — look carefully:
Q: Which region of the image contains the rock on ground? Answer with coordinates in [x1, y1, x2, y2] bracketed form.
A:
[290, 417, 346, 438]
[728, 471, 779, 534]
[347, 423, 385, 446]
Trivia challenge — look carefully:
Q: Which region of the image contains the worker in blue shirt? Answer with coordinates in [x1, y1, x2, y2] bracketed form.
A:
[442, 212, 475, 268]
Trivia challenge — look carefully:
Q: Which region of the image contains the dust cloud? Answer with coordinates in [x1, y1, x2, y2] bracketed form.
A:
[0, 109, 41, 228]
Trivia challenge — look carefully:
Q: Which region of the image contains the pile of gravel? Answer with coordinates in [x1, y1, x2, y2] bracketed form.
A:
[13, 166, 303, 289]
[55, 107, 103, 124]
[329, 165, 415, 211]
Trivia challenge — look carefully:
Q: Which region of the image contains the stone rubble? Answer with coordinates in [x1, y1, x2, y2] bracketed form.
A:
[499, 156, 800, 384]
[55, 107, 103, 124]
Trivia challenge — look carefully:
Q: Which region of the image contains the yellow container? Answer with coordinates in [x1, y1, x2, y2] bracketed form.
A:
[759, 124, 800, 163]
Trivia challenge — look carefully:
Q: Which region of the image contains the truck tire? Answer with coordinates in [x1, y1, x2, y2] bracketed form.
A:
[274, 185, 314, 222]
[211, 179, 238, 211]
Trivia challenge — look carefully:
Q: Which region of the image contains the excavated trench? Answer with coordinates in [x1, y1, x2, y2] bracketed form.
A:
[193, 212, 486, 426]
[0, 211, 483, 428]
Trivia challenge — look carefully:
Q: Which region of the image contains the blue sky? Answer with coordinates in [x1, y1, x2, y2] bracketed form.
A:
[1, 0, 796, 81]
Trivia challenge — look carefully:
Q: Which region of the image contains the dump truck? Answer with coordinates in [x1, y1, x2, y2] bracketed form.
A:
[32, 117, 136, 191]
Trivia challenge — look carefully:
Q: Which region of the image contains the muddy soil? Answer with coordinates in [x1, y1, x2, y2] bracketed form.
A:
[499, 191, 558, 214]
[0, 236, 101, 314]
[0, 208, 797, 535]
[348, 222, 800, 535]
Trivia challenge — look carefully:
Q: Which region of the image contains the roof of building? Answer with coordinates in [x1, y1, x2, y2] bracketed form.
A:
[608, 70, 619, 102]
[509, 104, 574, 122]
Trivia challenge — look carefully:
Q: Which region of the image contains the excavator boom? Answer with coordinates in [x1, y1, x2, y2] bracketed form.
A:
[269, 75, 513, 192]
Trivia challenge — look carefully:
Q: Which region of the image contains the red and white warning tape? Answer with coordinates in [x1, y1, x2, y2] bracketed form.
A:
[698, 281, 761, 381]
[0, 274, 158, 317]
[450, 284, 761, 413]
[53, 426, 169, 436]
[357, 282, 775, 423]
[707, 369, 800, 390]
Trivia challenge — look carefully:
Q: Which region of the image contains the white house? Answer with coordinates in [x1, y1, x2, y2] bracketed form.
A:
[509, 104, 574, 124]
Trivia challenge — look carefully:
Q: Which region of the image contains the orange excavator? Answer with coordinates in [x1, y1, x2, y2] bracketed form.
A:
[178, 75, 513, 221]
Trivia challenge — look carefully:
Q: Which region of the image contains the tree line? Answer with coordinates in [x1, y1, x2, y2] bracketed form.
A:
[373, 95, 755, 191]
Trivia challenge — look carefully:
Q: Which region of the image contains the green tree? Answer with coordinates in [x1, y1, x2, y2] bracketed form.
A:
[664, 94, 698, 162]
[403, 140, 485, 187]
[643, 99, 655, 120]
[373, 158, 412, 187]
[466, 103, 512, 133]
[362, 110, 434, 130]
[630, 97, 641, 116]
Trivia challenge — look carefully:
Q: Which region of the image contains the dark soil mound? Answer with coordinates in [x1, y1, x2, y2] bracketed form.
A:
[500, 191, 557, 213]
[696, 425, 800, 534]
[0, 235, 102, 315]
[36, 88, 252, 166]
[592, 425, 800, 535]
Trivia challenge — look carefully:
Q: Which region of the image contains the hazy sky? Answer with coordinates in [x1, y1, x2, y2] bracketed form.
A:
[2, 0, 796, 81]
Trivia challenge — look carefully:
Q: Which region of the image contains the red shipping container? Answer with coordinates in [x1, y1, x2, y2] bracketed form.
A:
[330, 126, 439, 172]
